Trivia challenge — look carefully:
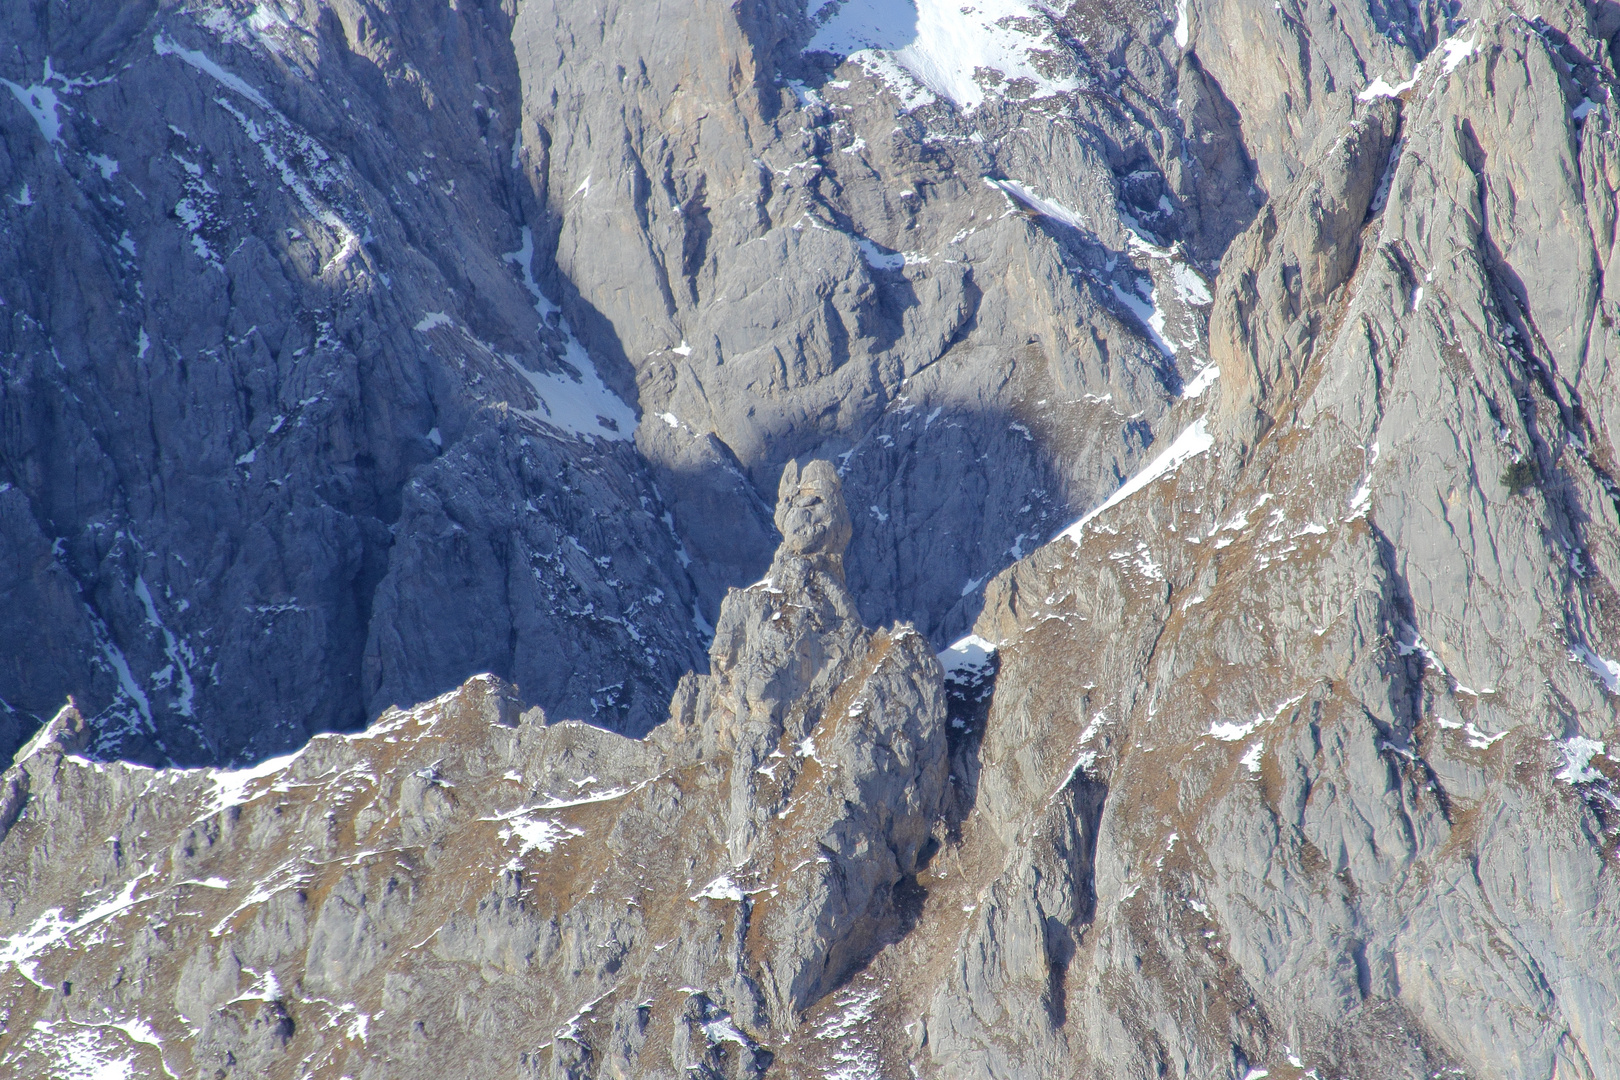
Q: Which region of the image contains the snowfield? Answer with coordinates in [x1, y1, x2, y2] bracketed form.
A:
[808, 0, 1079, 110]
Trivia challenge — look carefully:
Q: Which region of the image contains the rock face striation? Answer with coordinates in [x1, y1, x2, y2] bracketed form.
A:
[4, 0, 1620, 1078]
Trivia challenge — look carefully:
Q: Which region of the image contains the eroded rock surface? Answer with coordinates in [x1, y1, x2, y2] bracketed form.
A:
[4, 0, 1620, 1078]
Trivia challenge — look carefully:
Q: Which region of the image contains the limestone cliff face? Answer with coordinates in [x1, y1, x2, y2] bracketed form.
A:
[4, 0, 1620, 1078]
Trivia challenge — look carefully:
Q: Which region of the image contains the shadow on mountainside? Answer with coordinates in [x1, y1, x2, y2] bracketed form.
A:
[0, 0, 1223, 772]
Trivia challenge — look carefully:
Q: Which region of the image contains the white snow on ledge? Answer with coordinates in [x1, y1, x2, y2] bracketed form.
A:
[985, 178, 1087, 231]
[1555, 736, 1607, 785]
[497, 226, 638, 442]
[486, 813, 583, 858]
[0, 64, 65, 145]
[1357, 62, 1422, 101]
[153, 33, 271, 111]
[1359, 31, 1475, 102]
[940, 634, 997, 679]
[857, 236, 906, 270]
[691, 874, 746, 902]
[1111, 281, 1178, 357]
[1441, 35, 1477, 75]
[1571, 643, 1620, 694]
[807, 0, 1079, 110]
[1181, 365, 1219, 399]
[1209, 718, 1260, 742]
[1057, 417, 1214, 543]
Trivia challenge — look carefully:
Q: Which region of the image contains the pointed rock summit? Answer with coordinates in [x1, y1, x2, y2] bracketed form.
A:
[773, 459, 853, 566]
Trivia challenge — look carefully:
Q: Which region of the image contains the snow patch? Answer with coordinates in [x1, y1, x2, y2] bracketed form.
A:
[1440, 36, 1477, 75]
[152, 34, 271, 110]
[536, 787, 631, 809]
[1346, 441, 1379, 519]
[1111, 280, 1178, 356]
[205, 750, 303, 814]
[1181, 364, 1219, 399]
[198, 80, 362, 279]
[486, 813, 584, 857]
[1058, 417, 1213, 542]
[173, 197, 220, 268]
[857, 236, 905, 270]
[25, 1021, 139, 1080]
[1358, 63, 1422, 101]
[1555, 736, 1607, 784]
[1171, 262, 1212, 306]
[1, 64, 66, 144]
[1209, 692, 1304, 744]
[134, 575, 197, 717]
[229, 968, 282, 1003]
[692, 874, 746, 902]
[939, 634, 997, 681]
[0, 873, 155, 989]
[1571, 643, 1620, 694]
[808, 0, 1080, 111]
[503, 226, 638, 441]
[98, 637, 153, 732]
[701, 1015, 752, 1048]
[985, 178, 1087, 232]
[1208, 718, 1260, 742]
[414, 312, 452, 332]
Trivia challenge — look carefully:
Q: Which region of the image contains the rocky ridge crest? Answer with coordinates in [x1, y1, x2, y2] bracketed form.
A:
[0, 464, 948, 1079]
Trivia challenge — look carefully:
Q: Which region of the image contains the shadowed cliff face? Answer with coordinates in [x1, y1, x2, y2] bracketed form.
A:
[4, 0, 1620, 1078]
[0, 0, 1240, 766]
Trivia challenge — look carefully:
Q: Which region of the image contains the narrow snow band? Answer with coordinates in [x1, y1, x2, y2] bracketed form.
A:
[1058, 417, 1213, 543]
[1571, 643, 1620, 694]
[153, 33, 272, 112]
[984, 178, 1086, 231]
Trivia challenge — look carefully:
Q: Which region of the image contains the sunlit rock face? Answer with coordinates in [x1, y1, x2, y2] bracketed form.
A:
[773, 459, 854, 564]
[4, 0, 1620, 1077]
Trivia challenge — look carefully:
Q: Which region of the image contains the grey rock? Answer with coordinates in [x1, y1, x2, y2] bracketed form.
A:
[4, 0, 1620, 1078]
[0, 462, 948, 1079]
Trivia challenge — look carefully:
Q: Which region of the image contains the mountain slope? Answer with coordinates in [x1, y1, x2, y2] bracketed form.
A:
[3, 0, 1620, 1078]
